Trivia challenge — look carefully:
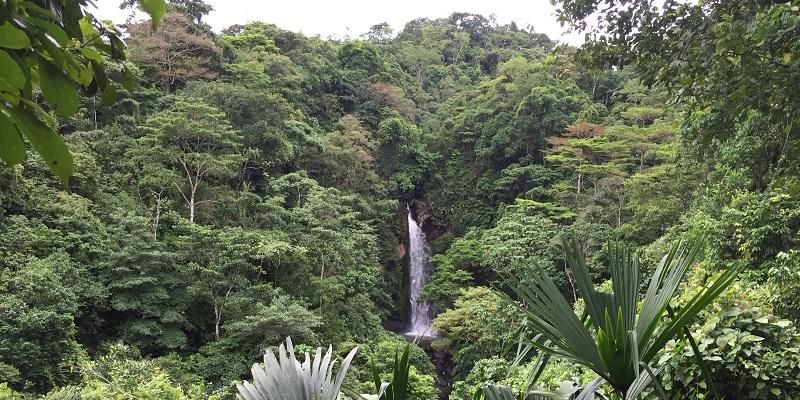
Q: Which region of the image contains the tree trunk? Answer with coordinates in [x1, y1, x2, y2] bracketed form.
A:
[175, 159, 202, 224]
[153, 194, 162, 239]
[189, 185, 196, 224]
[319, 250, 325, 316]
[213, 301, 221, 340]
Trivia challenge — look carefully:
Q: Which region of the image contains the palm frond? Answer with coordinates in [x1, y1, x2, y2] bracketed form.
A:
[502, 271, 603, 370]
[499, 236, 738, 397]
[636, 238, 706, 345]
[236, 337, 358, 400]
[644, 263, 740, 360]
[563, 236, 605, 331]
[574, 377, 604, 400]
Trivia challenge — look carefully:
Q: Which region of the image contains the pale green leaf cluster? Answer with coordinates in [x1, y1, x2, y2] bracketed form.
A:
[236, 337, 358, 400]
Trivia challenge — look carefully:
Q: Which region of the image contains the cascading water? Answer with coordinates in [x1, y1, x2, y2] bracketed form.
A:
[405, 204, 436, 338]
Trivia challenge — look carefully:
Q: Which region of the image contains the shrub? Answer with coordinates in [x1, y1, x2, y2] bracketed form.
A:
[660, 278, 800, 399]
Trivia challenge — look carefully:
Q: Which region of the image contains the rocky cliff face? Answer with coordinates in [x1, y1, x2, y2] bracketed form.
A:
[394, 241, 407, 259]
[409, 199, 448, 241]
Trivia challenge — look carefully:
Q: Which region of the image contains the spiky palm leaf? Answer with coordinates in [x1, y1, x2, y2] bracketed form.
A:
[499, 237, 738, 398]
[236, 337, 358, 400]
[475, 337, 596, 400]
[368, 343, 412, 400]
[481, 381, 591, 400]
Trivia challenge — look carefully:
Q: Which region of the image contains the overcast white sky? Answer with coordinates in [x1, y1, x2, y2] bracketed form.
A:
[90, 0, 584, 45]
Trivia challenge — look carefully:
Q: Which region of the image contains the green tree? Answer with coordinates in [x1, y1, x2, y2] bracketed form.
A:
[104, 212, 190, 353]
[338, 41, 382, 76]
[183, 225, 262, 340]
[78, 343, 218, 400]
[554, 0, 800, 186]
[480, 201, 562, 285]
[137, 97, 243, 224]
[621, 164, 700, 244]
[286, 182, 386, 342]
[0, 256, 81, 393]
[375, 116, 427, 186]
[433, 287, 521, 376]
[427, 200, 563, 296]
[310, 114, 382, 194]
[223, 293, 321, 351]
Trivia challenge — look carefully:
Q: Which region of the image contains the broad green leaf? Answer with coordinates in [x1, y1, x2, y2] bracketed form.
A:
[79, 17, 96, 40]
[7, 106, 74, 183]
[0, 109, 26, 165]
[38, 58, 79, 117]
[0, 23, 31, 49]
[101, 83, 118, 104]
[0, 74, 19, 95]
[78, 47, 103, 63]
[109, 34, 126, 60]
[775, 320, 792, 328]
[76, 63, 94, 86]
[0, 90, 19, 105]
[59, 52, 89, 85]
[138, 0, 168, 30]
[123, 67, 135, 90]
[28, 16, 69, 45]
[38, 37, 68, 69]
[0, 50, 25, 89]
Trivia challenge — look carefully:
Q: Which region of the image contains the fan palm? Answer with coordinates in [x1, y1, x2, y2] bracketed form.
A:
[236, 337, 358, 400]
[498, 237, 738, 399]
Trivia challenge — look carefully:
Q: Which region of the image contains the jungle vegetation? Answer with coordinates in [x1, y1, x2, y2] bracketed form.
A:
[1, 0, 799, 398]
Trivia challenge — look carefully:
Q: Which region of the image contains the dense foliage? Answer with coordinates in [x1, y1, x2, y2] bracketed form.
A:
[1, 0, 799, 398]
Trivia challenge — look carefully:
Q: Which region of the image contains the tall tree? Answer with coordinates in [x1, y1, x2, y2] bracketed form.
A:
[310, 114, 382, 194]
[137, 98, 243, 224]
[169, 0, 214, 23]
[104, 212, 190, 353]
[185, 226, 261, 340]
[127, 11, 221, 91]
[0, 255, 81, 393]
[554, 0, 800, 185]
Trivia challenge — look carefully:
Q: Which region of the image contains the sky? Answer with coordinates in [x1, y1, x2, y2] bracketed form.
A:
[90, 0, 584, 45]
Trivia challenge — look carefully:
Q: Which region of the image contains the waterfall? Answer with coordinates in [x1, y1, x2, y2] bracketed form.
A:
[406, 205, 435, 338]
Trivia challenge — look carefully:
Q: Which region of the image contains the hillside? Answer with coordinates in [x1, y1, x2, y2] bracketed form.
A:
[1, 1, 800, 399]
